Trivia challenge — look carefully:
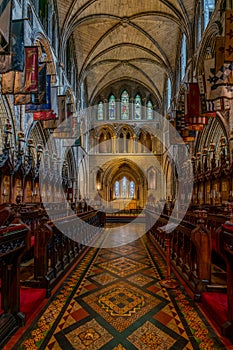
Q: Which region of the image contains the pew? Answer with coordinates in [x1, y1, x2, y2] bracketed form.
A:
[201, 223, 233, 337]
[146, 206, 233, 337]
[21, 210, 105, 296]
[219, 223, 233, 336]
[0, 223, 29, 347]
[146, 208, 212, 299]
[0, 205, 14, 227]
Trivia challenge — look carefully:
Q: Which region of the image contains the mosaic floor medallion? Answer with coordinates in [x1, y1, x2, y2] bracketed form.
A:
[97, 257, 148, 277]
[112, 345, 126, 350]
[11, 233, 229, 350]
[127, 321, 179, 349]
[64, 319, 113, 349]
[111, 246, 141, 256]
[127, 273, 155, 286]
[82, 281, 162, 332]
[90, 272, 118, 285]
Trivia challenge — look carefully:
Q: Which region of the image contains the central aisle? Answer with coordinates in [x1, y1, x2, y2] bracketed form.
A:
[14, 223, 227, 349]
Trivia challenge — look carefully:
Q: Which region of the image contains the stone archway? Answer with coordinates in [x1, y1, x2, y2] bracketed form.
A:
[96, 158, 148, 209]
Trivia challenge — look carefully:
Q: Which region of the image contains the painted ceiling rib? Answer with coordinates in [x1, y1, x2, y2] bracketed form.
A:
[78, 19, 172, 80]
[79, 43, 170, 83]
[57, 0, 196, 107]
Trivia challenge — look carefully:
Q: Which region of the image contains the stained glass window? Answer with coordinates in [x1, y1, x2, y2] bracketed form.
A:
[130, 181, 135, 198]
[134, 94, 141, 120]
[181, 34, 186, 80]
[167, 79, 171, 108]
[121, 90, 129, 120]
[114, 181, 119, 198]
[109, 94, 116, 120]
[97, 101, 104, 120]
[204, 0, 215, 30]
[122, 176, 127, 197]
[147, 100, 153, 120]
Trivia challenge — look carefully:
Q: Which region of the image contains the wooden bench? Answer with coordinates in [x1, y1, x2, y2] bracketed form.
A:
[0, 224, 29, 347]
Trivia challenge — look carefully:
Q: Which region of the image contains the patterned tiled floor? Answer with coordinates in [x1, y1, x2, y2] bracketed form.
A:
[12, 224, 232, 349]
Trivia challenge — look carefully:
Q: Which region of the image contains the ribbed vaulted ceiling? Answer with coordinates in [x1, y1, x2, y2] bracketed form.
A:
[57, 0, 196, 106]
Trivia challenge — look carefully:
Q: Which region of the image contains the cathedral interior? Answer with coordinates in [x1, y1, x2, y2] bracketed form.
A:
[1, 0, 233, 349]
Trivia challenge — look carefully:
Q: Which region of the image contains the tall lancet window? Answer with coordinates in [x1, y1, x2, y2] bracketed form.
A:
[147, 100, 153, 120]
[134, 94, 142, 120]
[114, 181, 120, 198]
[181, 34, 186, 80]
[109, 94, 116, 120]
[167, 78, 171, 109]
[130, 181, 135, 198]
[97, 101, 104, 120]
[121, 90, 129, 120]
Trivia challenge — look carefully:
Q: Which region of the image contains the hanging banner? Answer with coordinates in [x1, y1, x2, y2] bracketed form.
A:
[2, 70, 31, 96]
[225, 11, 233, 61]
[33, 110, 57, 121]
[1, 70, 15, 94]
[14, 94, 31, 105]
[32, 63, 47, 104]
[187, 124, 204, 131]
[204, 58, 233, 100]
[187, 116, 208, 124]
[198, 75, 205, 94]
[199, 93, 216, 117]
[0, 19, 24, 73]
[215, 36, 225, 72]
[14, 47, 39, 95]
[24, 46, 38, 93]
[182, 130, 195, 142]
[175, 110, 185, 132]
[12, 19, 25, 72]
[185, 83, 200, 117]
[72, 117, 79, 138]
[26, 72, 51, 112]
[206, 99, 222, 112]
[43, 120, 58, 129]
[14, 70, 25, 94]
[0, 0, 12, 54]
[183, 137, 195, 142]
[2, 47, 39, 96]
[41, 87, 58, 127]
[58, 95, 66, 123]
